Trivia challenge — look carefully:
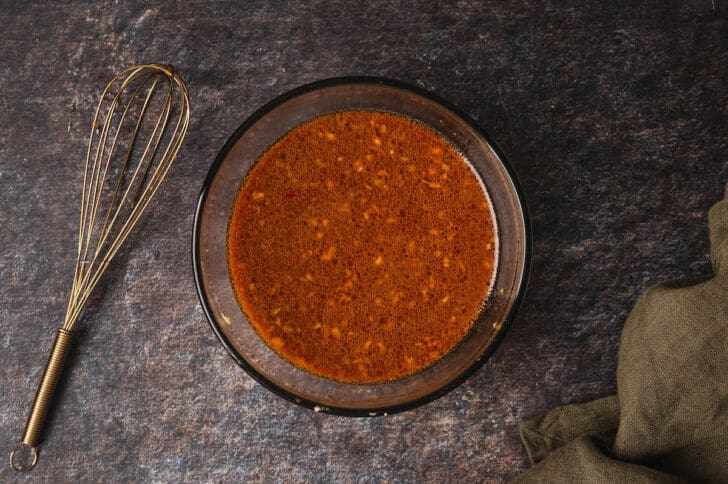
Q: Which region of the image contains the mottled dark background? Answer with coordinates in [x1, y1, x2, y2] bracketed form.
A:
[1, 1, 727, 482]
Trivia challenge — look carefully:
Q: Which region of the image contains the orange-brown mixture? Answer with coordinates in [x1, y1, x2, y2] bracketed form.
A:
[227, 110, 496, 383]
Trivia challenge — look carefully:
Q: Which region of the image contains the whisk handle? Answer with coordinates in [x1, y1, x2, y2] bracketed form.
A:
[10, 328, 74, 472]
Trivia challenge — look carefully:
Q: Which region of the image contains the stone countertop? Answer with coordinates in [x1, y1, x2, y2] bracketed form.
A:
[1, 1, 727, 482]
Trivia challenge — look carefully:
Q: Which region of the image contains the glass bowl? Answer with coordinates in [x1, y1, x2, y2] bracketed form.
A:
[193, 77, 530, 415]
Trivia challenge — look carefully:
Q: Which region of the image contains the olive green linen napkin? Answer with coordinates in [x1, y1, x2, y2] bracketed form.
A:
[515, 184, 728, 483]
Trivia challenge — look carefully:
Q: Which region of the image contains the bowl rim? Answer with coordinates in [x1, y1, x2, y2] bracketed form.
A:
[192, 76, 532, 416]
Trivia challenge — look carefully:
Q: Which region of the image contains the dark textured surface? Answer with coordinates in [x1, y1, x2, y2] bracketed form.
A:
[1, 1, 727, 482]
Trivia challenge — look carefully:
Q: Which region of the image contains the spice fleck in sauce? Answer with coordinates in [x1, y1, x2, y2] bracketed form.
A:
[228, 110, 496, 383]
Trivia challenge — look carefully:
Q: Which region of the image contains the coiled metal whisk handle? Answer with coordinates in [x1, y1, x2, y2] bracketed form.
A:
[10, 330, 74, 471]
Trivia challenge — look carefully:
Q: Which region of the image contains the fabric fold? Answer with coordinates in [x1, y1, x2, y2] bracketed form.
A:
[515, 184, 728, 483]
[709, 183, 728, 275]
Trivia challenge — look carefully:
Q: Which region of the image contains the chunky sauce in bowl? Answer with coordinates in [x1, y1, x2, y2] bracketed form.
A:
[227, 110, 496, 383]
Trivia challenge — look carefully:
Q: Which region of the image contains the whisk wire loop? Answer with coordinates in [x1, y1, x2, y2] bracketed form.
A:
[64, 65, 189, 332]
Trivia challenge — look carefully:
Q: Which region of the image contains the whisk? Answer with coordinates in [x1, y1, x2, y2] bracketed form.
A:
[10, 64, 190, 472]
